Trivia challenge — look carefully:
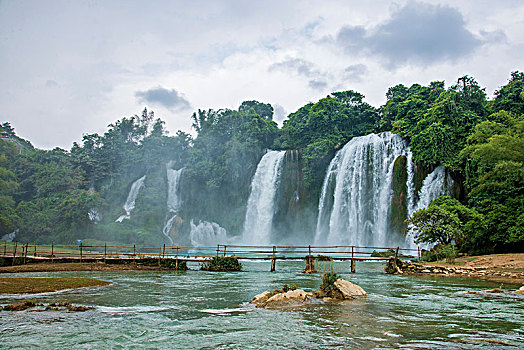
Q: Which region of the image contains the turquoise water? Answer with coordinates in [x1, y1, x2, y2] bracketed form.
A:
[1, 261, 523, 349]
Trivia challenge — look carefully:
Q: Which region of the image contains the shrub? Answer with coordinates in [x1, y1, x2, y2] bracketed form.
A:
[320, 272, 341, 293]
[161, 259, 187, 271]
[201, 256, 242, 271]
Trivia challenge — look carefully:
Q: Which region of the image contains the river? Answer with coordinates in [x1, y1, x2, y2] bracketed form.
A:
[1, 261, 523, 349]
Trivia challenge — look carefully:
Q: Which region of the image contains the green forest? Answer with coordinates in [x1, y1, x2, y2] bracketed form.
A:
[1, 72, 523, 254]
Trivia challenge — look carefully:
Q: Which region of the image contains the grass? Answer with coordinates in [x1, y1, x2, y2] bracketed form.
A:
[0, 277, 110, 294]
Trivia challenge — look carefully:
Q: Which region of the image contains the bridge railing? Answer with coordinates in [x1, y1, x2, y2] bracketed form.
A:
[1, 240, 420, 263]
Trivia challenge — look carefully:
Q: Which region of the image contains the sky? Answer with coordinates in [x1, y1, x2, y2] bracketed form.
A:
[1, 0, 523, 149]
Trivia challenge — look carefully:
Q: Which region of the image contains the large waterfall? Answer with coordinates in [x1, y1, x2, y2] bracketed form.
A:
[162, 162, 184, 244]
[315, 132, 414, 246]
[242, 150, 286, 245]
[115, 175, 146, 222]
[190, 220, 228, 247]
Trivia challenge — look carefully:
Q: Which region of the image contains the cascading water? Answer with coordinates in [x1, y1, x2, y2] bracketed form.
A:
[315, 132, 413, 246]
[162, 162, 184, 244]
[242, 150, 286, 245]
[404, 165, 453, 248]
[189, 220, 228, 247]
[88, 208, 101, 223]
[411, 165, 453, 213]
[115, 175, 146, 222]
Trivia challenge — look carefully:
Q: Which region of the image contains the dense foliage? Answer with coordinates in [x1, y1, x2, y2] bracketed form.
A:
[201, 256, 242, 271]
[1, 71, 523, 254]
[281, 91, 379, 192]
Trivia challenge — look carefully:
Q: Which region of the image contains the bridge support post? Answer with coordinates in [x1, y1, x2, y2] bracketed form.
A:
[270, 246, 276, 272]
[351, 259, 356, 273]
[175, 246, 179, 271]
[303, 255, 316, 274]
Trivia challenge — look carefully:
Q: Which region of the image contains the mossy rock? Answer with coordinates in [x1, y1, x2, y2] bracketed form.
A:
[201, 257, 242, 271]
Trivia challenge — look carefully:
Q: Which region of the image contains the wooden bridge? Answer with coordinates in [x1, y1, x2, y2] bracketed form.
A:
[0, 241, 420, 273]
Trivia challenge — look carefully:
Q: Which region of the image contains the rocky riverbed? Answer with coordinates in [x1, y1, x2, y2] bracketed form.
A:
[386, 256, 524, 286]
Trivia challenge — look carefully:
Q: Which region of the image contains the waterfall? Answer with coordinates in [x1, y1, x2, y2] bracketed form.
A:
[115, 175, 146, 222]
[411, 165, 453, 213]
[1, 229, 17, 242]
[162, 162, 184, 244]
[88, 208, 101, 223]
[242, 150, 286, 245]
[190, 220, 228, 247]
[404, 165, 453, 248]
[314, 132, 412, 246]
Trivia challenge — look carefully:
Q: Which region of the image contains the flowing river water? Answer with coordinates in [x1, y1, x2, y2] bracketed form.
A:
[1, 261, 523, 349]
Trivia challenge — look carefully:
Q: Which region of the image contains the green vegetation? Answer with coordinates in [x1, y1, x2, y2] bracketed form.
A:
[201, 256, 242, 271]
[0, 277, 110, 294]
[320, 272, 341, 293]
[1, 71, 523, 255]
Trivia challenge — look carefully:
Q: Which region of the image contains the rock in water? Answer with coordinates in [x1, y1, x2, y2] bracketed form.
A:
[333, 279, 367, 299]
[4, 300, 36, 311]
[514, 286, 524, 294]
[251, 291, 272, 306]
[264, 289, 309, 308]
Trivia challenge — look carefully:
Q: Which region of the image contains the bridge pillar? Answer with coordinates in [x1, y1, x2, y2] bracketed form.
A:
[351, 259, 356, 273]
[302, 255, 317, 274]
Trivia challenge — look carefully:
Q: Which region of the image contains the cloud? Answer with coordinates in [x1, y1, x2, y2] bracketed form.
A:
[343, 64, 368, 81]
[135, 86, 191, 111]
[336, 1, 491, 67]
[308, 80, 328, 90]
[272, 104, 287, 124]
[269, 58, 330, 91]
[268, 58, 316, 77]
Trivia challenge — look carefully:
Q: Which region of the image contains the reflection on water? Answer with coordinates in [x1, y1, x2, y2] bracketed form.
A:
[1, 261, 523, 349]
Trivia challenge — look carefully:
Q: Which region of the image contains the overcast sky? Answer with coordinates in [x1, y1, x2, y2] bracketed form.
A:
[1, 0, 523, 149]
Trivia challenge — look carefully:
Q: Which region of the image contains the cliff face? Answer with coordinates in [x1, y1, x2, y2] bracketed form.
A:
[390, 155, 408, 235]
[272, 150, 318, 243]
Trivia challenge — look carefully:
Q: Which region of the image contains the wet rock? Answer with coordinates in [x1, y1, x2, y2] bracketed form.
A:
[4, 300, 36, 311]
[514, 286, 524, 294]
[45, 305, 60, 311]
[483, 288, 504, 293]
[251, 291, 271, 306]
[333, 279, 367, 299]
[68, 305, 93, 312]
[264, 289, 309, 308]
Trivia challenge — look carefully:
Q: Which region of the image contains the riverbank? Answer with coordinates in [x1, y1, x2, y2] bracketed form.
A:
[390, 253, 524, 284]
[0, 277, 110, 294]
[0, 262, 177, 274]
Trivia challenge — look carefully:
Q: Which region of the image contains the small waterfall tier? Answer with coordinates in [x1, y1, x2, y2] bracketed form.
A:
[162, 162, 184, 244]
[190, 220, 228, 247]
[410, 165, 453, 213]
[115, 175, 146, 222]
[242, 150, 286, 245]
[315, 132, 413, 246]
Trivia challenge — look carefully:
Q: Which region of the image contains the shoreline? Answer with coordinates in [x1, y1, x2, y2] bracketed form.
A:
[0, 262, 177, 274]
[389, 253, 524, 285]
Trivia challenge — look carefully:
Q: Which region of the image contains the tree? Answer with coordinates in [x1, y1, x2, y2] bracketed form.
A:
[407, 205, 461, 246]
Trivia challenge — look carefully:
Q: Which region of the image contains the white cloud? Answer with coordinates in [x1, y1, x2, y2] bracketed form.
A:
[0, 0, 522, 148]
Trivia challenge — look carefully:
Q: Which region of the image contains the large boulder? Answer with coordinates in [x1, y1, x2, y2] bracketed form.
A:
[333, 279, 367, 299]
[264, 289, 310, 308]
[251, 291, 272, 306]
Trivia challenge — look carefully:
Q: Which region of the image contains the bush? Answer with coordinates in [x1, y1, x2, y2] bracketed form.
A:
[320, 272, 341, 293]
[161, 259, 187, 271]
[201, 256, 242, 271]
[421, 244, 457, 263]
